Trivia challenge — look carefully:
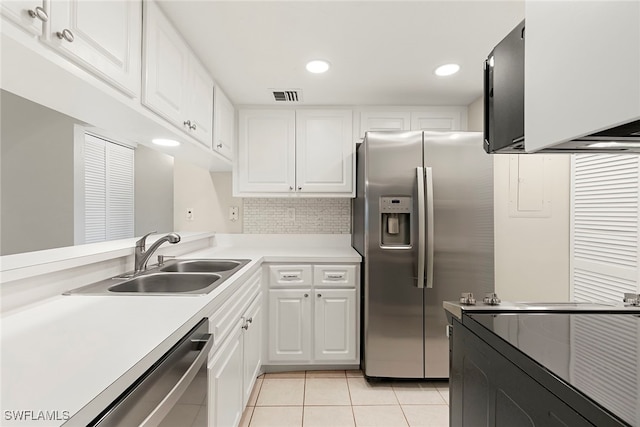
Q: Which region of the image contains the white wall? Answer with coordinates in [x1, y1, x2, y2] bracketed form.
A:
[173, 161, 243, 233]
[468, 96, 571, 301]
[135, 145, 175, 236]
[1, 90, 76, 255]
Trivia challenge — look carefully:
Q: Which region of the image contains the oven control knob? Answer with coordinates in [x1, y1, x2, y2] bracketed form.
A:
[460, 292, 476, 305]
[483, 293, 501, 305]
[623, 293, 640, 306]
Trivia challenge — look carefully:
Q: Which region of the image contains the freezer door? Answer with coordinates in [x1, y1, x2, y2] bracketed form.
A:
[422, 132, 494, 378]
[361, 131, 425, 379]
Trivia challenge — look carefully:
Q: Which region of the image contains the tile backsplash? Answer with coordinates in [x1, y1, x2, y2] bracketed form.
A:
[243, 198, 351, 234]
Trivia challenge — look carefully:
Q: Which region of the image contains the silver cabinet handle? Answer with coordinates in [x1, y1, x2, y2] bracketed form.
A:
[183, 120, 192, 128]
[297, 186, 302, 190]
[56, 28, 74, 42]
[282, 274, 301, 280]
[246, 317, 253, 324]
[28, 6, 48, 22]
[242, 323, 249, 330]
[416, 167, 425, 289]
[425, 167, 434, 289]
[289, 186, 294, 190]
[191, 123, 197, 131]
[216, 143, 223, 149]
[326, 274, 345, 280]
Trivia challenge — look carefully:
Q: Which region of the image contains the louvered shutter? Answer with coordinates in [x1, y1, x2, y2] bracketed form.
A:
[83, 134, 134, 244]
[571, 154, 640, 301]
[571, 315, 639, 426]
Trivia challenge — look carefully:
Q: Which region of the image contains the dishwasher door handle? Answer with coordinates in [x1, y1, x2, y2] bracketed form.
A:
[140, 333, 213, 427]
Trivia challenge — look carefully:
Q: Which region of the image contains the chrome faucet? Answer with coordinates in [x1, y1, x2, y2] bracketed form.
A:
[134, 231, 181, 274]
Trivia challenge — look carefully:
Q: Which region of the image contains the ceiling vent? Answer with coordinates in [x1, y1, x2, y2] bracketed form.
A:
[271, 89, 303, 102]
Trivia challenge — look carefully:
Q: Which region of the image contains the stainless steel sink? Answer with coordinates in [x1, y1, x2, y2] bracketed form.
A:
[64, 258, 250, 296]
[108, 273, 222, 294]
[159, 259, 249, 273]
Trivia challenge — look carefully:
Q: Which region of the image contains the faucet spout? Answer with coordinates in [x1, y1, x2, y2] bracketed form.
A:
[134, 232, 181, 274]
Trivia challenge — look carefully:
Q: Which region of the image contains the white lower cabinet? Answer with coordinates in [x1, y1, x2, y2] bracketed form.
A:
[267, 264, 359, 365]
[314, 288, 356, 361]
[207, 270, 262, 427]
[208, 324, 244, 427]
[268, 289, 312, 362]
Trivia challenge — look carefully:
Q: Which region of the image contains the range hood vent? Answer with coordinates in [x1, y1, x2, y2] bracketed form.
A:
[271, 89, 302, 102]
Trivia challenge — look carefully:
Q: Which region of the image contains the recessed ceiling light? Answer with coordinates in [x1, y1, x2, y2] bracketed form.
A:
[152, 138, 180, 147]
[435, 63, 460, 77]
[306, 60, 330, 74]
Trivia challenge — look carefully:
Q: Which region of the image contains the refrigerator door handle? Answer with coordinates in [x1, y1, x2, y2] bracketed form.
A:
[416, 167, 426, 289]
[425, 167, 435, 288]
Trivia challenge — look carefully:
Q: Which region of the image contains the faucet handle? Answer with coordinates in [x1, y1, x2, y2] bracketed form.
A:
[136, 231, 157, 248]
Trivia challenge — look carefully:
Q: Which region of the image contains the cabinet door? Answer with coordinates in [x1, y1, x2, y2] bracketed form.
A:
[296, 109, 354, 195]
[525, 1, 640, 152]
[268, 289, 311, 362]
[209, 325, 244, 427]
[47, 0, 142, 97]
[188, 58, 214, 147]
[314, 288, 357, 361]
[411, 111, 462, 131]
[242, 294, 263, 406]
[142, 0, 189, 128]
[237, 109, 296, 194]
[213, 86, 235, 160]
[359, 111, 411, 137]
[1, 1, 47, 36]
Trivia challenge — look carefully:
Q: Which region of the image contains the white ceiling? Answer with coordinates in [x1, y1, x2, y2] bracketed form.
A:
[158, 1, 525, 107]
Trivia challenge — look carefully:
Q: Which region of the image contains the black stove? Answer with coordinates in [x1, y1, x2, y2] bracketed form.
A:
[469, 312, 640, 426]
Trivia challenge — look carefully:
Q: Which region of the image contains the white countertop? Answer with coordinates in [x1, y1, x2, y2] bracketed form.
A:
[0, 234, 360, 426]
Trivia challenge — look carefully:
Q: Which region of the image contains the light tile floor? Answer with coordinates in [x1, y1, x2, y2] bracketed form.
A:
[240, 370, 449, 427]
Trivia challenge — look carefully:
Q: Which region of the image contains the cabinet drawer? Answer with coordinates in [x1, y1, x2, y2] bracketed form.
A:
[210, 270, 261, 348]
[313, 265, 356, 287]
[269, 265, 312, 287]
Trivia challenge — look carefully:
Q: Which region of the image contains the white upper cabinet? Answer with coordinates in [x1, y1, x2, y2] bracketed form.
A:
[143, 0, 213, 148]
[237, 109, 296, 194]
[360, 111, 411, 136]
[236, 109, 354, 197]
[525, 1, 640, 152]
[213, 86, 235, 160]
[45, 0, 142, 98]
[359, 108, 467, 138]
[296, 109, 353, 194]
[411, 110, 462, 132]
[1, 1, 48, 36]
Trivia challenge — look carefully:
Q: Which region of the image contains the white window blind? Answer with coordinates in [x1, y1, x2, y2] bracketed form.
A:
[571, 154, 640, 301]
[84, 134, 134, 244]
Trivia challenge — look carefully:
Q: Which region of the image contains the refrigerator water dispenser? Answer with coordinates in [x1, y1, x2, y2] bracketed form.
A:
[380, 196, 412, 247]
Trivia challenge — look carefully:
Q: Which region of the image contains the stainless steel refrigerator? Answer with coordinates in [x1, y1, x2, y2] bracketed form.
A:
[352, 131, 494, 379]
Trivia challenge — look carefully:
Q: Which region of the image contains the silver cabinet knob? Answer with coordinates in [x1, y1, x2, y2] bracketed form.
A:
[289, 186, 294, 190]
[191, 123, 197, 131]
[242, 323, 249, 330]
[56, 28, 74, 42]
[183, 120, 192, 128]
[297, 186, 302, 190]
[28, 6, 48, 22]
[304, 293, 309, 298]
[246, 317, 253, 324]
[317, 293, 322, 298]
[216, 143, 223, 149]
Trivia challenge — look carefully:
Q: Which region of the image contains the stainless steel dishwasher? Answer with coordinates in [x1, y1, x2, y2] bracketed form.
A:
[88, 319, 212, 427]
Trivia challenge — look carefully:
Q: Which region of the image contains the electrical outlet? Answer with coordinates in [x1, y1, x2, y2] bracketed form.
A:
[186, 208, 194, 221]
[229, 206, 239, 222]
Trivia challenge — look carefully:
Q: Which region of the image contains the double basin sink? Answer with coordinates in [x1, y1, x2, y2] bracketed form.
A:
[65, 259, 250, 296]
